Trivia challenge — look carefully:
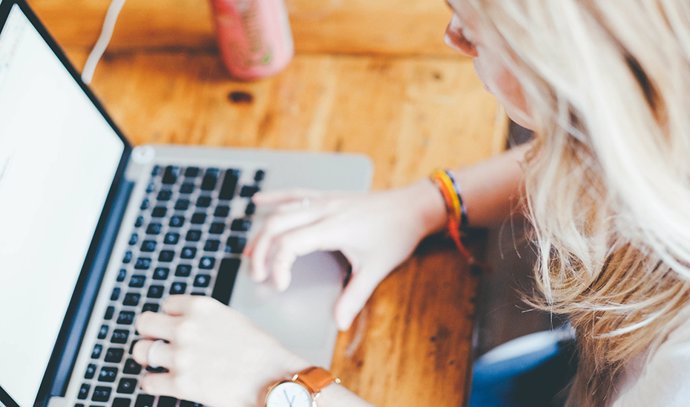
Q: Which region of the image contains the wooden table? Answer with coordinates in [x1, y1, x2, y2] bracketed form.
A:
[28, 1, 504, 405]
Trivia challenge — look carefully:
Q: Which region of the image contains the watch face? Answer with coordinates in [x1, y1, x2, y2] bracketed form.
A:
[266, 381, 313, 407]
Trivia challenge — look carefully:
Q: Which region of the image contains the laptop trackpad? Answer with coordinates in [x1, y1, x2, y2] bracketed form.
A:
[229, 251, 348, 367]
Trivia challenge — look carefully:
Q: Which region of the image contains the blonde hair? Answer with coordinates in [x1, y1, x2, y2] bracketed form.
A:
[462, 1, 690, 405]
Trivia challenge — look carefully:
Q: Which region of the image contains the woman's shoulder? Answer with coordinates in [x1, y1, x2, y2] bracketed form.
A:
[610, 304, 690, 407]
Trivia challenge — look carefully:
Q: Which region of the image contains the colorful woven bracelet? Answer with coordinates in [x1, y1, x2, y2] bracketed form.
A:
[429, 169, 475, 263]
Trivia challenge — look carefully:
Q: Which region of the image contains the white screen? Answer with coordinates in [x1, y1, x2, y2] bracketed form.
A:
[0, 5, 124, 406]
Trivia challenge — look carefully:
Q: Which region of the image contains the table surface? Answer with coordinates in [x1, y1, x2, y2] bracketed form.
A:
[27, 1, 505, 405]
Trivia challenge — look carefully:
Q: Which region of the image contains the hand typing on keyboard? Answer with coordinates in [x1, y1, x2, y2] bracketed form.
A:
[133, 296, 309, 407]
[244, 181, 446, 331]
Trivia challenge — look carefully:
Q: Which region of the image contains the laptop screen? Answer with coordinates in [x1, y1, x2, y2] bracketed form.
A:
[0, 4, 125, 406]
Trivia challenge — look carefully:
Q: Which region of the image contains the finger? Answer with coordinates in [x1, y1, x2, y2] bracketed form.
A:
[334, 267, 385, 331]
[268, 222, 341, 291]
[252, 189, 321, 206]
[247, 208, 330, 282]
[135, 312, 178, 341]
[140, 372, 178, 397]
[132, 339, 174, 368]
[161, 295, 194, 316]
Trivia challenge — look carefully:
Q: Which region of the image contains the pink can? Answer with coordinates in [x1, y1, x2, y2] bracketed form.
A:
[210, 0, 294, 81]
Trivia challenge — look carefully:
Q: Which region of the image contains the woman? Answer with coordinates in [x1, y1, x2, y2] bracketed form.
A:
[132, 1, 690, 406]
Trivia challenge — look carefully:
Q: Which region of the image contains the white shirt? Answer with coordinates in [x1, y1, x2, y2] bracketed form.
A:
[609, 306, 690, 406]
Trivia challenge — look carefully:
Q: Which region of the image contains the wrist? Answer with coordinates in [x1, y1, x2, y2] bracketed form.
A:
[404, 179, 448, 237]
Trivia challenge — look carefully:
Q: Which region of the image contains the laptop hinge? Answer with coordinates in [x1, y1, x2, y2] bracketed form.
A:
[39, 172, 135, 406]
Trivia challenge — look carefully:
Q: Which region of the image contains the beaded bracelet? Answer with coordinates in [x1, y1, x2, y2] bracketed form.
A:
[429, 169, 477, 266]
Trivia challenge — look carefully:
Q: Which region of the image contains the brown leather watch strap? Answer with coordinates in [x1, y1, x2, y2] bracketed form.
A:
[294, 366, 341, 394]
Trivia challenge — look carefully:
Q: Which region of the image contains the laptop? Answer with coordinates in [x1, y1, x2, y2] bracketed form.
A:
[0, 1, 372, 406]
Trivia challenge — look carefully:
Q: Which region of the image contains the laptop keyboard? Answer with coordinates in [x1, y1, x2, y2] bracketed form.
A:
[74, 164, 265, 407]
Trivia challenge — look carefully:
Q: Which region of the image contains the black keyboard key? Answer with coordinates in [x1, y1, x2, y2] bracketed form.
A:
[214, 205, 230, 217]
[129, 275, 146, 288]
[197, 195, 212, 208]
[117, 378, 137, 395]
[105, 347, 125, 363]
[176, 264, 192, 277]
[204, 239, 220, 252]
[245, 201, 256, 216]
[104, 306, 115, 321]
[84, 364, 97, 379]
[162, 166, 180, 185]
[254, 169, 265, 182]
[128, 233, 139, 246]
[111, 329, 129, 344]
[209, 222, 225, 234]
[91, 344, 103, 359]
[219, 169, 239, 199]
[113, 397, 132, 407]
[78, 383, 90, 400]
[129, 340, 138, 355]
[179, 183, 195, 194]
[179, 401, 203, 407]
[230, 218, 252, 232]
[186, 229, 202, 242]
[146, 223, 162, 235]
[98, 366, 118, 383]
[151, 207, 167, 218]
[145, 365, 168, 373]
[146, 182, 156, 194]
[134, 257, 152, 270]
[142, 303, 159, 313]
[151, 165, 161, 176]
[123, 293, 141, 307]
[158, 250, 175, 263]
[116, 268, 127, 282]
[98, 324, 109, 340]
[239, 185, 260, 198]
[163, 232, 180, 245]
[122, 251, 133, 264]
[201, 172, 218, 191]
[191, 291, 206, 296]
[92, 386, 112, 403]
[199, 256, 215, 269]
[140, 198, 150, 210]
[211, 258, 241, 305]
[135, 216, 145, 228]
[158, 396, 177, 407]
[147, 285, 164, 299]
[157, 189, 173, 201]
[181, 247, 197, 259]
[170, 282, 187, 295]
[117, 311, 135, 325]
[191, 213, 206, 225]
[226, 236, 247, 254]
[123, 358, 142, 375]
[193, 274, 211, 288]
[141, 240, 157, 252]
[135, 394, 155, 407]
[169, 215, 185, 228]
[185, 167, 200, 177]
[153, 267, 170, 280]
[111, 287, 121, 302]
[175, 199, 190, 211]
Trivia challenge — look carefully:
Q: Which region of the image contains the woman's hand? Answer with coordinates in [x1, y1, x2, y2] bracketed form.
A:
[245, 180, 446, 330]
[132, 296, 309, 407]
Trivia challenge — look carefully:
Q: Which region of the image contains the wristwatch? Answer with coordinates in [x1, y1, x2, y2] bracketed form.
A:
[264, 366, 341, 407]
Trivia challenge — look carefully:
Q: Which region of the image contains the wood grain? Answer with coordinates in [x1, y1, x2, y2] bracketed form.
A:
[26, 0, 506, 404]
[63, 49, 501, 189]
[28, 0, 457, 57]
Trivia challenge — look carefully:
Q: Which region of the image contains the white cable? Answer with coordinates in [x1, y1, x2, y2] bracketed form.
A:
[81, 0, 126, 85]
